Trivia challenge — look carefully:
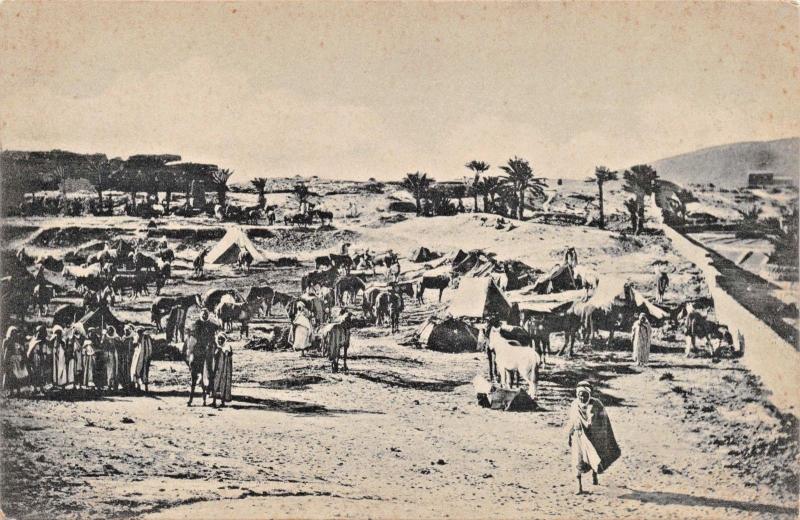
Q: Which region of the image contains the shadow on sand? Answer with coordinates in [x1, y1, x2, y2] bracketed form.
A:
[350, 370, 466, 393]
[139, 390, 383, 416]
[618, 488, 797, 516]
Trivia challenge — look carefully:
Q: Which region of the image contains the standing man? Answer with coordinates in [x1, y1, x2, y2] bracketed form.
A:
[50, 326, 69, 389]
[192, 310, 219, 395]
[212, 333, 233, 408]
[657, 272, 670, 304]
[26, 325, 50, 394]
[631, 313, 652, 366]
[130, 328, 153, 393]
[567, 381, 620, 495]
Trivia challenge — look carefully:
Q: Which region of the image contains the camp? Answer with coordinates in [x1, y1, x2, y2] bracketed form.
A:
[448, 277, 511, 321]
[205, 226, 265, 265]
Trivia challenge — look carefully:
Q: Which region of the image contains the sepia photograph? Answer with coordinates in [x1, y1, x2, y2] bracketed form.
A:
[0, 2, 798, 518]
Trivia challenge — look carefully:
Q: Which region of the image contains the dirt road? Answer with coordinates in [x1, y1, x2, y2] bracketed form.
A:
[2, 327, 797, 519]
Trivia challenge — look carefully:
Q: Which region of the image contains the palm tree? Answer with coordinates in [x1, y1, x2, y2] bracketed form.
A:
[623, 198, 639, 233]
[593, 166, 618, 230]
[401, 171, 433, 215]
[251, 177, 268, 208]
[465, 160, 490, 212]
[480, 176, 506, 214]
[211, 168, 233, 206]
[88, 158, 109, 209]
[54, 165, 68, 200]
[499, 156, 546, 220]
[623, 164, 659, 234]
[293, 183, 310, 214]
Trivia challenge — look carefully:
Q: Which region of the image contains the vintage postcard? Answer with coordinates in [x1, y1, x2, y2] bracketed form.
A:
[1, 2, 798, 519]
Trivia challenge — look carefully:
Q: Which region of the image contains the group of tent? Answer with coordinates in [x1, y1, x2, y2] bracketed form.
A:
[411, 252, 670, 353]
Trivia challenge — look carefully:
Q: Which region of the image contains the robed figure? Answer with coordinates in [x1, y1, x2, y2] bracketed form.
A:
[567, 381, 620, 494]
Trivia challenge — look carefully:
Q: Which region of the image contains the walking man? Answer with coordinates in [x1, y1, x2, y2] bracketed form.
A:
[567, 381, 620, 495]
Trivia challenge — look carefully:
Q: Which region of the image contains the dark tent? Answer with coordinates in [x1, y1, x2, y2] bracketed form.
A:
[418, 317, 478, 353]
[530, 264, 578, 294]
[409, 247, 439, 263]
[451, 249, 468, 266]
[77, 305, 125, 335]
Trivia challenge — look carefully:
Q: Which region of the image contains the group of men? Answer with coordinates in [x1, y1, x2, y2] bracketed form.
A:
[1, 322, 153, 396]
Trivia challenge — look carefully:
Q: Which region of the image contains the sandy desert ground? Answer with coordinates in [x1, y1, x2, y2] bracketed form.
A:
[1, 180, 797, 519]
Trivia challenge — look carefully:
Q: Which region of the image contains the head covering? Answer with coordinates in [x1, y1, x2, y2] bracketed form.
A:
[50, 325, 64, 337]
[106, 325, 116, 336]
[5, 326, 18, 340]
[576, 380, 592, 394]
[639, 313, 647, 320]
[217, 332, 227, 344]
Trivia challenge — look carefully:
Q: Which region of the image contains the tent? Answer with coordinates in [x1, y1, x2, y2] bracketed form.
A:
[507, 288, 585, 313]
[77, 305, 125, 335]
[530, 264, 578, 294]
[409, 246, 438, 263]
[206, 226, 266, 264]
[417, 317, 478, 353]
[448, 277, 511, 320]
[737, 251, 770, 271]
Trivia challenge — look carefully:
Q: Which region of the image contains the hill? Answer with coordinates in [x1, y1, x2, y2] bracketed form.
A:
[651, 137, 799, 189]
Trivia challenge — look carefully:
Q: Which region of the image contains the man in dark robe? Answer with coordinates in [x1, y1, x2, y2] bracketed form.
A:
[26, 325, 50, 394]
[567, 381, 620, 495]
[192, 310, 219, 393]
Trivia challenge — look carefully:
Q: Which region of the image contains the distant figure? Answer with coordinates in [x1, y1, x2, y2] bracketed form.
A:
[564, 247, 578, 268]
[631, 313, 652, 366]
[130, 328, 153, 393]
[2, 327, 28, 396]
[657, 272, 669, 303]
[567, 381, 620, 495]
[290, 302, 314, 353]
[26, 325, 50, 394]
[212, 333, 233, 407]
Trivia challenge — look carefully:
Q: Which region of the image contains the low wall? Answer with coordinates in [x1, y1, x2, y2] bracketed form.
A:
[653, 199, 800, 414]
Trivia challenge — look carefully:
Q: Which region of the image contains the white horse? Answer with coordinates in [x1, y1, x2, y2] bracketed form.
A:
[488, 326, 541, 400]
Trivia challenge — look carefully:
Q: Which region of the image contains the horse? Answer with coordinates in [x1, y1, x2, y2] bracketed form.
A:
[315, 255, 333, 271]
[301, 267, 338, 292]
[486, 324, 541, 400]
[193, 248, 209, 277]
[132, 251, 160, 271]
[374, 290, 403, 328]
[334, 275, 366, 306]
[414, 275, 450, 303]
[238, 250, 254, 271]
[681, 304, 721, 355]
[311, 209, 334, 225]
[246, 286, 275, 317]
[151, 294, 202, 331]
[271, 291, 294, 317]
[31, 283, 53, 316]
[215, 299, 261, 338]
[202, 288, 243, 312]
[329, 254, 353, 274]
[159, 248, 176, 263]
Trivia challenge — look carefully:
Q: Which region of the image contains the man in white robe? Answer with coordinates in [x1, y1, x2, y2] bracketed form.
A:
[631, 313, 652, 366]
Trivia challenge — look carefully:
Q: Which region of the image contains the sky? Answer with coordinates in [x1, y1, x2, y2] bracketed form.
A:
[1, 2, 798, 183]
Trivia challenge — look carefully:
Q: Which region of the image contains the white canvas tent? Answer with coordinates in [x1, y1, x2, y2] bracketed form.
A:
[448, 277, 511, 319]
[206, 227, 266, 264]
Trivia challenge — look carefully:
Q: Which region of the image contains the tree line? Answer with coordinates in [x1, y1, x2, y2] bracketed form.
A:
[401, 156, 663, 235]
